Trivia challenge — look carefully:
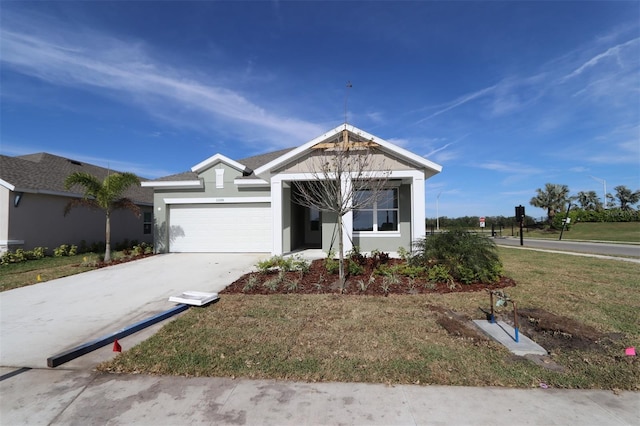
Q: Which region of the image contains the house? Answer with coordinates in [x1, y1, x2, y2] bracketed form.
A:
[143, 125, 442, 255]
[0, 153, 153, 253]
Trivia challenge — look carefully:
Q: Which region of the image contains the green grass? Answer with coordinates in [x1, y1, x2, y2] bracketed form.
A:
[523, 222, 640, 243]
[0, 254, 101, 292]
[99, 248, 640, 390]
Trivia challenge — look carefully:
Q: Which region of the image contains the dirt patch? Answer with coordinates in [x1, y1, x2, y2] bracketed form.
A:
[426, 304, 489, 342]
[515, 308, 617, 352]
[221, 259, 515, 296]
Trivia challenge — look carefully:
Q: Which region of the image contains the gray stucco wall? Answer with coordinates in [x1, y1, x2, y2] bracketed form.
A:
[152, 162, 271, 253]
[4, 191, 151, 253]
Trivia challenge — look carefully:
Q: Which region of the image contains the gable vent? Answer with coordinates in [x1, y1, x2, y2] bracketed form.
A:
[67, 159, 82, 166]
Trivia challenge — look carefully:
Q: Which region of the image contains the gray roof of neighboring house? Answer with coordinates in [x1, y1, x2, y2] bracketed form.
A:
[0, 153, 153, 204]
[237, 147, 296, 173]
[148, 147, 297, 182]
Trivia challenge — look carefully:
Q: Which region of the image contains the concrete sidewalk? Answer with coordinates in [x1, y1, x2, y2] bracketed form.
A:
[1, 368, 638, 425]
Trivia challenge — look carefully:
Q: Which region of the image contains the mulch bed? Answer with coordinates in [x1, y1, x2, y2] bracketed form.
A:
[221, 258, 516, 296]
[91, 253, 154, 268]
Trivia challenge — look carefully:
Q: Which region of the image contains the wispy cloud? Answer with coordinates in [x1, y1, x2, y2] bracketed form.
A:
[561, 37, 640, 82]
[417, 85, 497, 123]
[479, 161, 543, 175]
[0, 11, 323, 148]
[569, 166, 589, 173]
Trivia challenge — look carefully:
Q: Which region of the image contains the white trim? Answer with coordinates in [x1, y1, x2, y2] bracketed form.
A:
[412, 176, 426, 242]
[234, 178, 270, 186]
[271, 178, 283, 255]
[0, 239, 24, 245]
[341, 177, 353, 253]
[191, 153, 248, 174]
[141, 180, 203, 189]
[163, 196, 271, 205]
[253, 124, 443, 178]
[273, 170, 423, 181]
[0, 178, 15, 191]
[353, 232, 402, 238]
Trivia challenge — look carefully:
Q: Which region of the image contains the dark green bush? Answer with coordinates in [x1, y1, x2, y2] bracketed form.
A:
[412, 230, 503, 284]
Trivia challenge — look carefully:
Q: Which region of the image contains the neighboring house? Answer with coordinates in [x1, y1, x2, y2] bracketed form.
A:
[143, 125, 442, 255]
[0, 153, 153, 253]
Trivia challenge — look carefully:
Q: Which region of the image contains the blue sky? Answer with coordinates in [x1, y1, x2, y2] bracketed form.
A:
[1, 1, 638, 220]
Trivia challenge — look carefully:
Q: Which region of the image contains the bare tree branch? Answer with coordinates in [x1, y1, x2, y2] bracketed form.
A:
[292, 129, 391, 290]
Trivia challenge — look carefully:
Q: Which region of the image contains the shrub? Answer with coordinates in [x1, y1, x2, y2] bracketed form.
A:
[427, 264, 453, 284]
[53, 244, 77, 257]
[31, 246, 47, 260]
[397, 246, 412, 262]
[132, 242, 152, 256]
[370, 249, 390, 268]
[412, 230, 502, 284]
[257, 254, 310, 274]
[263, 271, 285, 291]
[325, 250, 339, 274]
[347, 259, 365, 276]
[243, 274, 260, 292]
[347, 246, 367, 266]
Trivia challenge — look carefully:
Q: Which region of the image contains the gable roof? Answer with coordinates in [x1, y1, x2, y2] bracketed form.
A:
[143, 147, 296, 186]
[144, 125, 442, 186]
[0, 153, 153, 204]
[253, 124, 442, 178]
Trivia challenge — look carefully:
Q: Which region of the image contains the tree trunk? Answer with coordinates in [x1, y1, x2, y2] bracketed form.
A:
[104, 211, 112, 263]
[337, 212, 345, 292]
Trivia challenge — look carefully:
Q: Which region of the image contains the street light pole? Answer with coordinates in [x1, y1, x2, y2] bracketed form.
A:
[589, 175, 606, 209]
[436, 192, 441, 232]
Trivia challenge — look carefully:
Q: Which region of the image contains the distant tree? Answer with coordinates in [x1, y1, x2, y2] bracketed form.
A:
[64, 171, 141, 263]
[575, 190, 602, 211]
[530, 183, 570, 225]
[613, 185, 640, 211]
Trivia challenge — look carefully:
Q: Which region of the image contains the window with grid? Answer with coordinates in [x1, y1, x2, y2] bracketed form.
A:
[143, 212, 152, 235]
[353, 188, 398, 232]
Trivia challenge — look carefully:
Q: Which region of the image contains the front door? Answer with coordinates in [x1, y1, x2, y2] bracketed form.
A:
[304, 206, 321, 247]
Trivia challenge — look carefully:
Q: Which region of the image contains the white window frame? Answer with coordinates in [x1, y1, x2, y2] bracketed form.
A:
[353, 187, 400, 234]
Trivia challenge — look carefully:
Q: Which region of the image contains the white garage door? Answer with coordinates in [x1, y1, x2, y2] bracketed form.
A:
[169, 203, 271, 252]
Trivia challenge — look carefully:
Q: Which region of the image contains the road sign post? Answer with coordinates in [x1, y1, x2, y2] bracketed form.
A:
[515, 205, 525, 246]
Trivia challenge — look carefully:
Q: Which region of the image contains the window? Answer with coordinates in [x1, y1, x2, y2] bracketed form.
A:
[309, 207, 320, 231]
[353, 188, 398, 232]
[143, 212, 152, 234]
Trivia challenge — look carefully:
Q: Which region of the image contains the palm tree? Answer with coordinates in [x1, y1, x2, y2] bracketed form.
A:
[64, 171, 141, 263]
[530, 183, 570, 224]
[613, 185, 640, 211]
[575, 190, 602, 211]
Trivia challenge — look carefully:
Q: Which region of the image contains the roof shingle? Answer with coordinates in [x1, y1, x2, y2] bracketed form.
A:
[0, 153, 153, 204]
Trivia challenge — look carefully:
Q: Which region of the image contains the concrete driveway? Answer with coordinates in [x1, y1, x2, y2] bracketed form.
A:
[0, 253, 265, 369]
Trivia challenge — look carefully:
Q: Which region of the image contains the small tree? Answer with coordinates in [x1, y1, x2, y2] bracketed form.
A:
[293, 128, 390, 290]
[613, 185, 640, 211]
[64, 171, 141, 263]
[530, 183, 570, 225]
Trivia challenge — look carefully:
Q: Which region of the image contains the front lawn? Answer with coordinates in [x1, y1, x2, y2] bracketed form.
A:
[99, 248, 640, 390]
[0, 251, 151, 292]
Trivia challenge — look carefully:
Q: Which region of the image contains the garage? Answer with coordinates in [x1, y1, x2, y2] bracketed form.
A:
[169, 203, 271, 252]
